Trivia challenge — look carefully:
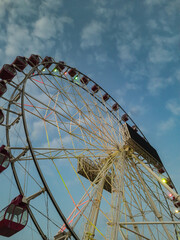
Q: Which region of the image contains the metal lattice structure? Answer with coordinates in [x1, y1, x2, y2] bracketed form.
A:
[0, 55, 179, 240]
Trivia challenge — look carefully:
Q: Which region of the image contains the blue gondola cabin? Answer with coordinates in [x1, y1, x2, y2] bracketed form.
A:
[0, 195, 28, 237]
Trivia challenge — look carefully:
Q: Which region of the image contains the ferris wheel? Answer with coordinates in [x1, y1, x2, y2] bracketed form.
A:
[0, 55, 179, 240]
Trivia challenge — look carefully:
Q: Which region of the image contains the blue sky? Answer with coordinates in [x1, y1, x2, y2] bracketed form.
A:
[0, 0, 180, 239]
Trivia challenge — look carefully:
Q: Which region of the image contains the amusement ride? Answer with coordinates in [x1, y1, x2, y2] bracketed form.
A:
[0, 55, 179, 239]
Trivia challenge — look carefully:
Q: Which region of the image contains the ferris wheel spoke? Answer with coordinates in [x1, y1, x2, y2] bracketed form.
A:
[122, 195, 145, 240]
[22, 104, 105, 151]
[126, 169, 167, 230]
[123, 165, 158, 239]
[33, 72, 53, 99]
[31, 76, 58, 91]
[135, 166, 172, 217]
[131, 160, 174, 240]
[23, 87, 114, 149]
[16, 161, 43, 189]
[125, 162, 156, 211]
[53, 77, 117, 146]
[69, 152, 118, 231]
[69, 82, 120, 145]
[121, 159, 168, 239]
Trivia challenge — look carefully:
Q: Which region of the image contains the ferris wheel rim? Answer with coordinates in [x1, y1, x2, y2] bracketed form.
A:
[1, 55, 179, 240]
[5, 82, 48, 239]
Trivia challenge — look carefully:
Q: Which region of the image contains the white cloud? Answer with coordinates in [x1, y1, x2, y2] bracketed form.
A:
[42, 135, 72, 149]
[117, 44, 135, 63]
[92, 0, 108, 5]
[158, 118, 175, 134]
[149, 47, 173, 63]
[115, 88, 126, 106]
[163, 0, 180, 17]
[144, 0, 166, 6]
[39, 0, 64, 15]
[147, 19, 158, 30]
[33, 16, 72, 40]
[125, 82, 139, 90]
[95, 7, 114, 20]
[0, 0, 73, 62]
[129, 105, 145, 117]
[42, 137, 61, 148]
[5, 23, 32, 57]
[174, 69, 180, 82]
[147, 77, 173, 95]
[94, 52, 109, 63]
[0, 0, 11, 19]
[166, 99, 180, 115]
[80, 21, 104, 49]
[31, 120, 45, 139]
[33, 17, 58, 40]
[153, 35, 179, 46]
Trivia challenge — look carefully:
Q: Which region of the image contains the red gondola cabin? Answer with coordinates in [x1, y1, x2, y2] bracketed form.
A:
[0, 195, 28, 237]
[55, 62, 65, 72]
[12, 56, 27, 72]
[0, 110, 4, 125]
[112, 103, 119, 111]
[132, 125, 138, 132]
[42, 56, 53, 69]
[0, 145, 10, 173]
[80, 77, 89, 85]
[28, 54, 40, 67]
[91, 84, 99, 93]
[68, 68, 76, 78]
[121, 113, 129, 122]
[157, 167, 165, 174]
[174, 201, 180, 208]
[0, 81, 7, 97]
[0, 64, 17, 82]
[102, 93, 109, 102]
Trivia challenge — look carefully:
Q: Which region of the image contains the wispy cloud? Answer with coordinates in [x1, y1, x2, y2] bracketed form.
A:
[129, 105, 145, 117]
[92, 0, 108, 5]
[5, 23, 32, 57]
[80, 21, 104, 49]
[166, 99, 180, 115]
[0, 0, 73, 62]
[125, 82, 140, 91]
[33, 16, 72, 40]
[149, 47, 173, 63]
[174, 69, 180, 82]
[144, 0, 166, 7]
[147, 77, 173, 95]
[157, 117, 175, 135]
[39, 0, 64, 15]
[117, 44, 135, 63]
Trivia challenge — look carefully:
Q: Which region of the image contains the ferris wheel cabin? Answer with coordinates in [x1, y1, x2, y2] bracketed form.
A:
[0, 195, 28, 237]
[0, 109, 4, 125]
[0, 145, 10, 173]
[12, 56, 27, 72]
[28, 54, 40, 67]
[0, 64, 17, 82]
[0, 80, 7, 97]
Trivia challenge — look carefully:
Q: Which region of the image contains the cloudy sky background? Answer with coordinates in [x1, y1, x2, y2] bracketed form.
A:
[0, 0, 180, 234]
